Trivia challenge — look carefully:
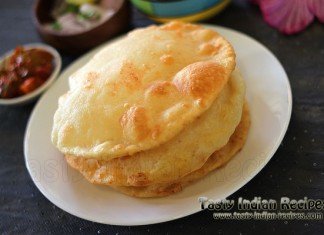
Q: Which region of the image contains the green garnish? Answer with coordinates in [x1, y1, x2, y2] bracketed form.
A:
[52, 22, 62, 31]
[63, 3, 80, 14]
[77, 11, 100, 21]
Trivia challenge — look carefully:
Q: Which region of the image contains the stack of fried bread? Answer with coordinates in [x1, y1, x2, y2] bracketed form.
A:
[51, 21, 251, 198]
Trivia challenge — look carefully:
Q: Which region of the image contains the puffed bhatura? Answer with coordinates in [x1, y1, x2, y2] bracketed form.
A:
[52, 21, 235, 160]
[51, 21, 251, 197]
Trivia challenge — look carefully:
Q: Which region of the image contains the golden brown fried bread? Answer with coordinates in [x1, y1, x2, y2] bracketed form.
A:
[111, 103, 250, 197]
[65, 69, 245, 186]
[52, 21, 236, 160]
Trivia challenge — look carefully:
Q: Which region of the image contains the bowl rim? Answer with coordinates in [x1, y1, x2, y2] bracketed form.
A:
[0, 43, 62, 105]
[33, 0, 127, 37]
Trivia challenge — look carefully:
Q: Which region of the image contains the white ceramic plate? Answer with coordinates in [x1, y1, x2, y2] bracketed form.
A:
[24, 25, 292, 226]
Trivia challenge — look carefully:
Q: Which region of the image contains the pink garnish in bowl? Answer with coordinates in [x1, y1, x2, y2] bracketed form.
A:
[251, 0, 324, 34]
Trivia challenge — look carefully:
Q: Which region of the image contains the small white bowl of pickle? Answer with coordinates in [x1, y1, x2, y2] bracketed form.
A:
[0, 43, 61, 105]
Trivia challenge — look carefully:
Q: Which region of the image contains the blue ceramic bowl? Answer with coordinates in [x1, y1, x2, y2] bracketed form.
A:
[130, 0, 231, 22]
